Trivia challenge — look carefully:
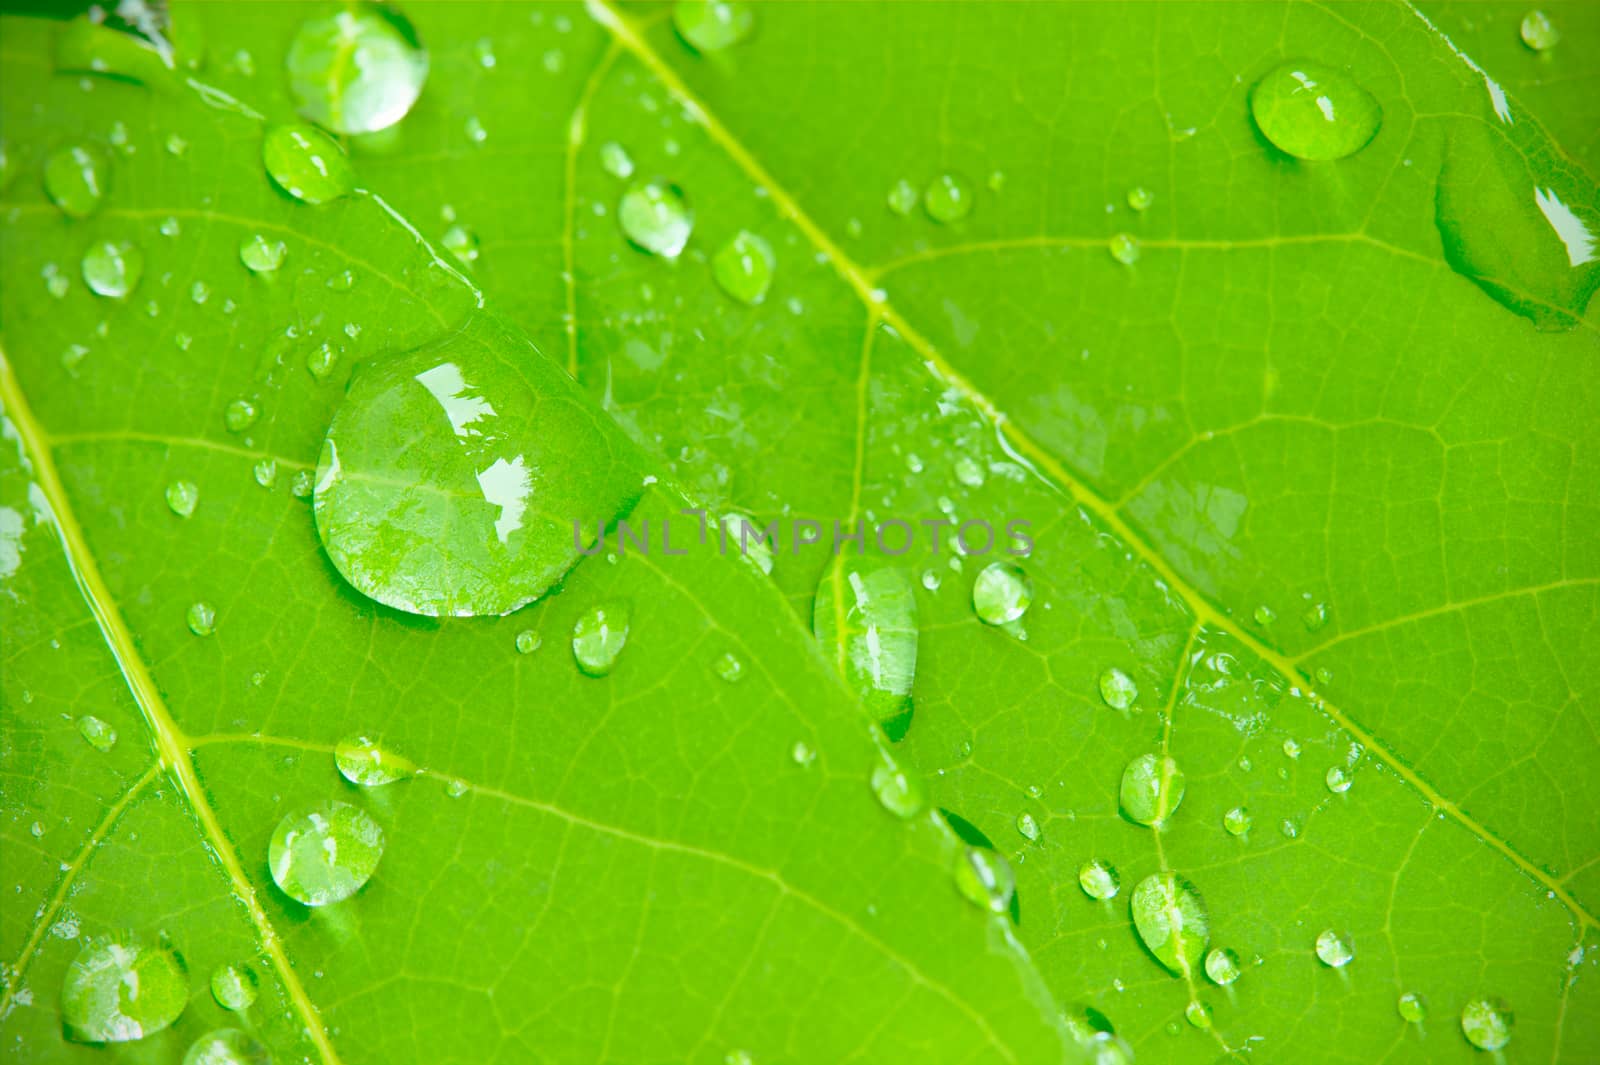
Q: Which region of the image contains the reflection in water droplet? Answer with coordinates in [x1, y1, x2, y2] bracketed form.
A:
[924, 173, 973, 223]
[1461, 998, 1513, 1050]
[870, 758, 926, 819]
[335, 734, 414, 786]
[1130, 873, 1209, 976]
[814, 556, 917, 739]
[954, 846, 1014, 914]
[1099, 667, 1138, 710]
[1205, 947, 1241, 985]
[61, 936, 188, 1043]
[182, 1027, 270, 1065]
[269, 800, 385, 906]
[81, 240, 144, 298]
[972, 561, 1031, 626]
[619, 179, 693, 258]
[239, 234, 287, 274]
[1120, 753, 1185, 826]
[211, 963, 258, 1011]
[1108, 233, 1140, 265]
[713, 230, 776, 305]
[1079, 859, 1120, 900]
[1249, 60, 1382, 161]
[263, 123, 354, 204]
[187, 601, 216, 636]
[673, 0, 754, 53]
[77, 715, 117, 752]
[44, 144, 106, 218]
[166, 480, 199, 518]
[573, 601, 631, 676]
[287, 4, 429, 135]
[1315, 928, 1354, 967]
[1222, 806, 1251, 836]
[1397, 991, 1426, 1023]
[1520, 10, 1560, 51]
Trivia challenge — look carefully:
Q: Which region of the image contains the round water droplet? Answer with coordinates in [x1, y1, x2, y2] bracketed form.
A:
[1119, 753, 1186, 827]
[335, 734, 414, 786]
[712, 229, 775, 305]
[225, 399, 259, 433]
[263, 123, 354, 204]
[183, 1028, 270, 1065]
[61, 936, 188, 1043]
[714, 650, 744, 682]
[166, 480, 198, 517]
[1253, 604, 1276, 626]
[870, 758, 925, 819]
[1099, 667, 1138, 710]
[44, 144, 107, 218]
[210, 963, 258, 1011]
[972, 561, 1031, 626]
[886, 178, 917, 216]
[1397, 991, 1426, 1023]
[1282, 738, 1301, 759]
[81, 240, 144, 299]
[572, 601, 630, 676]
[287, 4, 428, 135]
[1325, 765, 1352, 793]
[791, 740, 816, 767]
[954, 846, 1014, 914]
[1130, 873, 1210, 976]
[515, 629, 541, 654]
[1108, 233, 1140, 265]
[1205, 947, 1241, 985]
[253, 459, 278, 488]
[1520, 10, 1560, 50]
[1250, 60, 1382, 161]
[924, 172, 973, 223]
[77, 715, 117, 752]
[1079, 859, 1120, 900]
[619, 178, 692, 258]
[1015, 811, 1040, 841]
[813, 557, 917, 738]
[291, 469, 315, 499]
[1127, 186, 1153, 211]
[268, 800, 384, 906]
[442, 223, 479, 265]
[239, 234, 286, 274]
[1315, 928, 1354, 967]
[1222, 806, 1252, 836]
[1185, 1001, 1213, 1029]
[600, 141, 634, 179]
[673, 0, 753, 53]
[1461, 998, 1512, 1050]
[1301, 601, 1329, 631]
[187, 601, 216, 636]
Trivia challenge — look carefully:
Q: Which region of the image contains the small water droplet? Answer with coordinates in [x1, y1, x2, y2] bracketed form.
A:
[239, 234, 287, 274]
[211, 963, 258, 1011]
[619, 179, 693, 258]
[187, 601, 216, 636]
[714, 650, 744, 682]
[30, 820, 44, 837]
[306, 342, 338, 379]
[1222, 806, 1251, 836]
[290, 469, 315, 499]
[1131, 873, 1210, 976]
[182, 1028, 270, 1065]
[263, 123, 354, 204]
[287, 4, 429, 135]
[924, 172, 974, 223]
[954, 846, 1014, 913]
[790, 740, 816, 767]
[224, 398, 259, 433]
[1099, 667, 1138, 710]
[572, 601, 630, 676]
[1315, 928, 1354, 967]
[1253, 604, 1276, 626]
[1205, 947, 1241, 985]
[600, 141, 634, 179]
[1119, 753, 1186, 827]
[673, 0, 754, 53]
[515, 629, 541, 655]
[712, 229, 775, 305]
[268, 800, 384, 906]
[1127, 186, 1153, 211]
[1108, 233, 1140, 265]
[870, 758, 926, 818]
[1520, 10, 1560, 50]
[972, 561, 1031, 625]
[81, 240, 144, 298]
[1185, 1001, 1213, 1029]
[328, 268, 358, 292]
[1250, 60, 1382, 161]
[1397, 991, 1426, 1023]
[61, 936, 187, 1043]
[1079, 859, 1120, 900]
[252, 459, 278, 488]
[1282, 738, 1301, 759]
[445, 777, 469, 798]
[441, 223, 479, 265]
[886, 178, 917, 216]
[76, 715, 117, 752]
[44, 144, 106, 218]
[920, 569, 941, 591]
[1015, 812, 1040, 841]
[166, 480, 199, 518]
[189, 280, 210, 305]
[1280, 816, 1301, 839]
[335, 734, 414, 786]
[1325, 765, 1352, 793]
[165, 133, 188, 156]
[464, 115, 488, 144]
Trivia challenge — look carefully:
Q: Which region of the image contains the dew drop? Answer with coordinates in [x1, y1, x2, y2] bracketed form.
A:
[1130, 873, 1209, 976]
[619, 179, 693, 258]
[182, 1028, 270, 1065]
[268, 800, 384, 906]
[972, 561, 1031, 626]
[445, 777, 469, 798]
[287, 4, 428, 135]
[1325, 765, 1352, 793]
[790, 740, 816, 767]
[81, 240, 144, 299]
[870, 758, 926, 819]
[954, 846, 1014, 914]
[813, 556, 917, 739]
[44, 144, 106, 218]
[307, 342, 338, 380]
[1185, 1001, 1213, 1029]
[239, 234, 287, 274]
[600, 141, 633, 179]
[886, 178, 918, 216]
[572, 601, 630, 677]
[1461, 999, 1513, 1050]
[187, 601, 216, 636]
[290, 469, 315, 499]
[328, 268, 358, 292]
[1119, 753, 1186, 827]
[442, 223, 479, 265]
[224, 399, 259, 433]
[1222, 806, 1252, 836]
[713, 650, 744, 682]
[1521, 10, 1560, 50]
[61, 936, 188, 1043]
[1282, 738, 1301, 759]
[1253, 603, 1276, 626]
[1205, 947, 1241, 986]
[1280, 816, 1302, 839]
[76, 715, 117, 752]
[673, 0, 753, 53]
[1250, 60, 1382, 161]
[1099, 667, 1138, 710]
[1301, 601, 1329, 632]
[1015, 812, 1040, 842]
[1108, 233, 1140, 265]
[335, 734, 414, 786]
[1397, 991, 1426, 1023]
[1126, 186, 1153, 211]
[515, 629, 541, 655]
[713, 229, 776, 305]
[924, 172, 974, 223]
[210, 963, 258, 1011]
[1079, 858, 1120, 901]
[1315, 928, 1354, 967]
[263, 123, 354, 204]
[190, 280, 210, 305]
[166, 480, 199, 518]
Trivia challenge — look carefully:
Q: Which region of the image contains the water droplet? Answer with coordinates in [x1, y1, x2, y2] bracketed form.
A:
[239, 234, 286, 274]
[1325, 765, 1352, 793]
[287, 4, 428, 135]
[713, 650, 744, 682]
[1254, 604, 1278, 626]
[189, 280, 210, 305]
[1315, 928, 1354, 967]
[1250, 60, 1382, 161]
[166, 133, 188, 156]
[1521, 10, 1560, 50]
[43, 263, 70, 299]
[1397, 991, 1426, 1023]
[1083, 1031, 1135, 1065]
[1131, 873, 1210, 976]
[713, 229, 775, 305]
[1202, 947, 1242, 987]
[328, 268, 358, 292]
[268, 800, 385, 906]
[1099, 667, 1138, 710]
[954, 847, 1014, 914]
[463, 114, 488, 143]
[44, 144, 106, 218]
[619, 179, 693, 258]
[1127, 186, 1153, 211]
[515, 629, 541, 655]
[1078, 858, 1120, 900]
[335, 734, 414, 786]
[573, 601, 630, 676]
[870, 758, 926, 818]
[1185, 1001, 1213, 1029]
[813, 557, 917, 739]
[1301, 601, 1328, 631]
[953, 455, 985, 487]
[886, 178, 917, 216]
[1015, 812, 1040, 841]
[263, 123, 354, 204]
[291, 469, 315, 499]
[30, 820, 44, 837]
[76, 715, 117, 752]
[1280, 816, 1302, 839]
[166, 480, 199, 518]
[162, 217, 183, 238]
[1119, 753, 1186, 827]
[1282, 738, 1301, 759]
[224, 398, 259, 433]
[972, 561, 1031, 625]
[445, 777, 469, 798]
[314, 318, 643, 616]
[1222, 806, 1251, 836]
[442, 223, 479, 265]
[600, 141, 634, 179]
[187, 601, 216, 636]
[210, 963, 258, 1011]
[62, 936, 188, 1043]
[1108, 233, 1140, 265]
[182, 1028, 270, 1065]
[673, 0, 753, 53]
[790, 740, 816, 767]
[924, 172, 973, 223]
[81, 240, 144, 299]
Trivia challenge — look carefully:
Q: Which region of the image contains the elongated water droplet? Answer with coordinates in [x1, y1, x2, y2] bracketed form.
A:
[335, 734, 414, 786]
[44, 144, 106, 218]
[1397, 991, 1426, 1023]
[1108, 233, 1140, 265]
[81, 240, 144, 298]
[1119, 753, 1185, 826]
[442, 223, 479, 265]
[720, 511, 773, 574]
[713, 229, 775, 305]
[1205, 947, 1241, 985]
[263, 123, 354, 204]
[1250, 60, 1382, 161]
[886, 178, 917, 216]
[600, 141, 633, 179]
[239, 234, 287, 274]
[166, 480, 199, 518]
[1325, 765, 1352, 793]
[1130, 873, 1209, 976]
[287, 4, 428, 135]
[1099, 667, 1137, 710]
[62, 936, 188, 1043]
[1521, 10, 1560, 50]
[972, 561, 1031, 625]
[1079, 858, 1120, 900]
[924, 173, 973, 223]
[814, 556, 917, 739]
[187, 601, 216, 636]
[76, 715, 117, 752]
[954, 846, 1014, 914]
[269, 800, 384, 906]
[314, 317, 642, 616]
[210, 963, 258, 1011]
[1015, 811, 1040, 841]
[870, 758, 926, 818]
[1461, 999, 1512, 1049]
[1315, 928, 1354, 967]
[619, 179, 693, 258]
[673, 0, 753, 53]
[573, 601, 630, 676]
[1222, 806, 1251, 836]
[183, 1028, 270, 1065]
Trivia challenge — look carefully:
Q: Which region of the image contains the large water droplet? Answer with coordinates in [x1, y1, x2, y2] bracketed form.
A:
[1521, 10, 1560, 50]
[712, 229, 775, 305]
[77, 714, 117, 752]
[1099, 667, 1138, 710]
[924, 173, 974, 223]
[268, 800, 384, 906]
[1461, 998, 1512, 1050]
[870, 757, 926, 819]
[1079, 859, 1120, 900]
[44, 144, 106, 218]
[239, 234, 287, 274]
[1249, 60, 1382, 161]
[813, 556, 917, 739]
[287, 4, 428, 135]
[335, 734, 414, 786]
[313, 316, 642, 616]
[1130, 873, 1209, 976]
[673, 0, 753, 53]
[263, 123, 354, 204]
[81, 240, 144, 299]
[972, 561, 1031, 626]
[953, 846, 1014, 914]
[1315, 928, 1354, 967]
[61, 936, 188, 1043]
[619, 179, 693, 258]
[1119, 753, 1185, 826]
[573, 601, 630, 677]
[210, 963, 258, 1011]
[182, 1028, 270, 1065]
